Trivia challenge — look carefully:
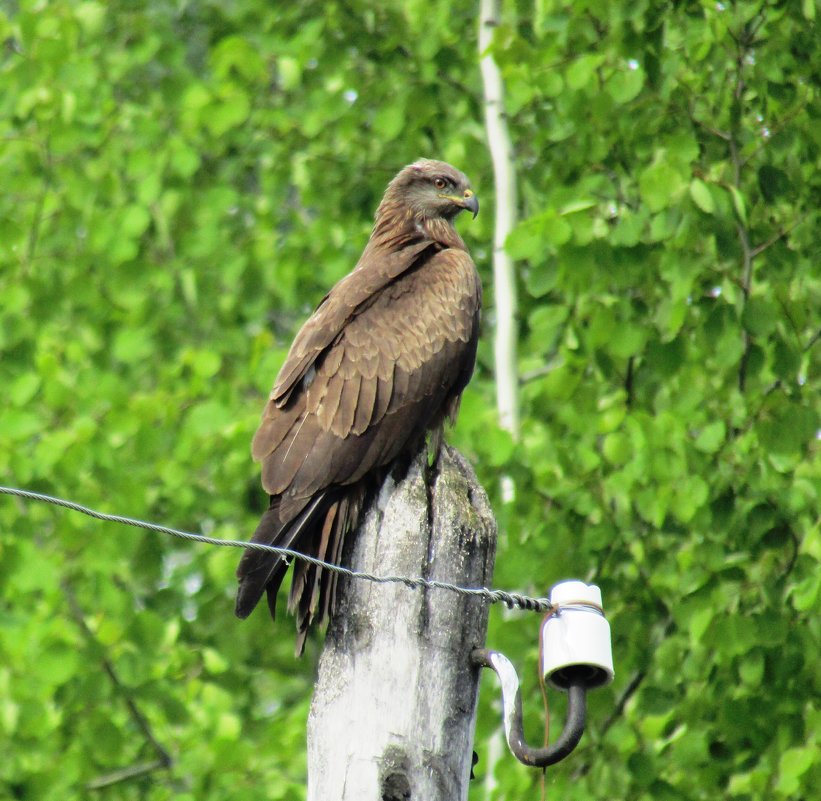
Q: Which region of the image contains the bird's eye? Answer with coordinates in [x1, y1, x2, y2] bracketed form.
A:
[433, 177, 447, 190]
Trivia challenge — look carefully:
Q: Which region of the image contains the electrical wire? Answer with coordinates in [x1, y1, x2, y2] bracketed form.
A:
[0, 485, 554, 613]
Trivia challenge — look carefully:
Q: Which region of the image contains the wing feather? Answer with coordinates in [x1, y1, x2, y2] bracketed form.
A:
[373, 373, 393, 425]
[260, 248, 480, 493]
[252, 402, 301, 461]
[241, 241, 482, 647]
[272, 240, 437, 404]
[391, 362, 410, 410]
[262, 414, 321, 495]
[317, 372, 345, 432]
[332, 371, 360, 437]
[352, 371, 377, 435]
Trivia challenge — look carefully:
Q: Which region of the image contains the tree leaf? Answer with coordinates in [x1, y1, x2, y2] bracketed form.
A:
[689, 178, 716, 214]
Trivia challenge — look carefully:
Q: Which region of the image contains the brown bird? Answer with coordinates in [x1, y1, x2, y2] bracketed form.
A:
[235, 159, 481, 653]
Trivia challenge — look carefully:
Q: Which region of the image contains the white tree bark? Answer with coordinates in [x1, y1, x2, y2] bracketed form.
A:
[478, 2, 520, 781]
[307, 445, 497, 801]
[480, 0, 520, 443]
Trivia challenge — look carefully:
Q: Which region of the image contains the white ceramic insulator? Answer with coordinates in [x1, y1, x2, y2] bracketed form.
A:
[541, 580, 615, 691]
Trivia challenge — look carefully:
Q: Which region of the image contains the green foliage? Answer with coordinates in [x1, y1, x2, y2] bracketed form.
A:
[0, 0, 818, 799]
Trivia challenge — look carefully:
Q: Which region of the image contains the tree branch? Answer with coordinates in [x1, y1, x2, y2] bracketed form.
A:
[24, 137, 53, 270]
[86, 760, 170, 791]
[749, 215, 806, 259]
[805, 327, 821, 353]
[61, 580, 173, 786]
[624, 356, 635, 408]
[727, 23, 757, 393]
[519, 356, 562, 385]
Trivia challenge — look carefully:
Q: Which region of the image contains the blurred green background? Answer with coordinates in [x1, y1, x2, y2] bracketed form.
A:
[1, 0, 819, 798]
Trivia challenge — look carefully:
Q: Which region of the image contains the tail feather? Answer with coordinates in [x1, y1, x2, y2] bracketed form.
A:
[308, 502, 338, 615]
[294, 486, 367, 654]
[317, 523, 341, 626]
[235, 505, 285, 619]
[292, 499, 341, 656]
[237, 483, 367, 656]
[235, 492, 326, 619]
[322, 493, 352, 622]
[265, 578, 286, 620]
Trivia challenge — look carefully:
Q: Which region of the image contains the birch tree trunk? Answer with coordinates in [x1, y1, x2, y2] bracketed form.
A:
[306, 445, 497, 801]
[479, 0, 520, 443]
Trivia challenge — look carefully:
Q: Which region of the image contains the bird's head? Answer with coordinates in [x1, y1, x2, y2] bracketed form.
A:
[382, 159, 479, 222]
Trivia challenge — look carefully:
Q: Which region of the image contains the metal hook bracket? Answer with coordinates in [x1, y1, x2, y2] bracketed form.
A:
[472, 648, 587, 768]
[474, 581, 613, 768]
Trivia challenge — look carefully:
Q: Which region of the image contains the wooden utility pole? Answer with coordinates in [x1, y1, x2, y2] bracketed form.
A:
[307, 445, 497, 800]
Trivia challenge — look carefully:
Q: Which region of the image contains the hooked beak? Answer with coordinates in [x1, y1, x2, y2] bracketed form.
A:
[462, 189, 479, 219]
[440, 189, 479, 219]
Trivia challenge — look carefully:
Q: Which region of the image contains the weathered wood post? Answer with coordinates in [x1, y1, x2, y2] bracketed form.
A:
[307, 445, 497, 800]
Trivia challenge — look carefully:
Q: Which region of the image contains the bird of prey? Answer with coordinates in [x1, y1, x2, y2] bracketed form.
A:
[235, 159, 481, 653]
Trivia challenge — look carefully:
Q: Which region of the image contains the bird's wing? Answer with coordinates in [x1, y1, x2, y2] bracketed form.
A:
[271, 239, 438, 407]
[252, 247, 481, 501]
